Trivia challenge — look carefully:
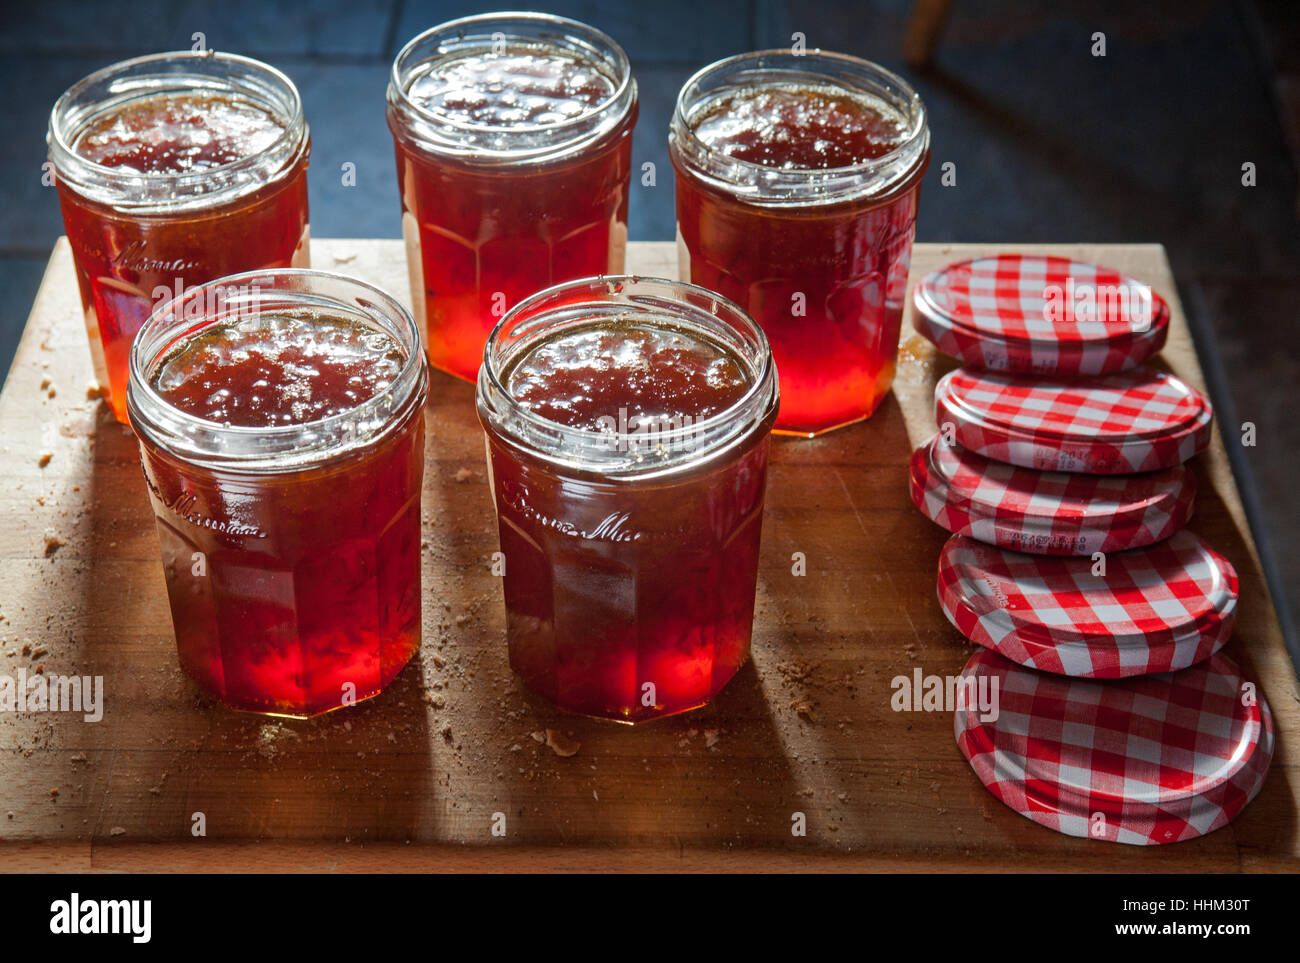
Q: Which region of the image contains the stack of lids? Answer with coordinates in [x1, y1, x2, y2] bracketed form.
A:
[908, 254, 1273, 845]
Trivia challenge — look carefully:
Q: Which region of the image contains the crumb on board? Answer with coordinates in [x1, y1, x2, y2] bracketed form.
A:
[776, 658, 820, 686]
[421, 690, 446, 709]
[544, 729, 580, 757]
[789, 698, 816, 722]
[256, 724, 298, 760]
[43, 532, 64, 557]
[37, 452, 52, 468]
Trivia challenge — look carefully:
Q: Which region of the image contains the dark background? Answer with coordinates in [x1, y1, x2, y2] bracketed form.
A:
[1, 0, 1296, 649]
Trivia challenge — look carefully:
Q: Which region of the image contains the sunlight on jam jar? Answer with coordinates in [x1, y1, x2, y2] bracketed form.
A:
[388, 13, 638, 382]
[127, 271, 428, 718]
[477, 277, 779, 723]
[670, 51, 930, 436]
[48, 51, 311, 423]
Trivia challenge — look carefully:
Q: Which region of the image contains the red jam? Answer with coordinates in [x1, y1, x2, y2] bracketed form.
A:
[674, 75, 928, 436]
[482, 306, 775, 723]
[390, 30, 637, 383]
[54, 86, 310, 423]
[505, 322, 750, 429]
[74, 93, 286, 172]
[136, 307, 424, 718]
[690, 85, 908, 169]
[407, 48, 617, 126]
[152, 312, 406, 425]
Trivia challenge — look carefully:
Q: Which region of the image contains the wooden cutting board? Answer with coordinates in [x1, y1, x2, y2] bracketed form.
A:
[1, 239, 1295, 872]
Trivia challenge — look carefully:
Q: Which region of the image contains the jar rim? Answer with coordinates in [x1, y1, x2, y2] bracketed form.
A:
[128, 269, 428, 473]
[387, 12, 637, 164]
[477, 275, 779, 478]
[669, 48, 929, 204]
[48, 50, 309, 212]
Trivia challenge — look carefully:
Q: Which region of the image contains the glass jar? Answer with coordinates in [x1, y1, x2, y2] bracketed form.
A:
[670, 50, 930, 436]
[477, 276, 779, 722]
[48, 51, 312, 423]
[388, 12, 638, 383]
[127, 270, 428, 718]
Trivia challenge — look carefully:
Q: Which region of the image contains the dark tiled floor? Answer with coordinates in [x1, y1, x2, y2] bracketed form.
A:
[1, 1, 1296, 649]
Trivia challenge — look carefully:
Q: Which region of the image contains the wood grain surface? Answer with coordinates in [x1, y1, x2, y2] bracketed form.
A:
[0, 239, 1294, 873]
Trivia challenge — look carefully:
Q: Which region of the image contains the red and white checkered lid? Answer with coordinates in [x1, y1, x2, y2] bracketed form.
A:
[937, 530, 1237, 678]
[935, 365, 1214, 474]
[954, 648, 1274, 845]
[913, 255, 1170, 375]
[909, 434, 1196, 556]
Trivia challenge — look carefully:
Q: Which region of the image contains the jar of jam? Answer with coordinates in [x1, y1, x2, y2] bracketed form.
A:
[477, 277, 779, 722]
[387, 13, 638, 383]
[670, 50, 930, 436]
[127, 270, 428, 718]
[48, 51, 312, 423]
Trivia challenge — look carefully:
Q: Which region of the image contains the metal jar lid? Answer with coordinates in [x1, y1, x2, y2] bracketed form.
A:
[912, 254, 1169, 375]
[937, 530, 1237, 678]
[954, 648, 1273, 844]
[909, 433, 1195, 556]
[934, 365, 1213, 474]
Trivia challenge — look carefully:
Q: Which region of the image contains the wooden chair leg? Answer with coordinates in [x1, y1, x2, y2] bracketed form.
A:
[904, 0, 954, 68]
